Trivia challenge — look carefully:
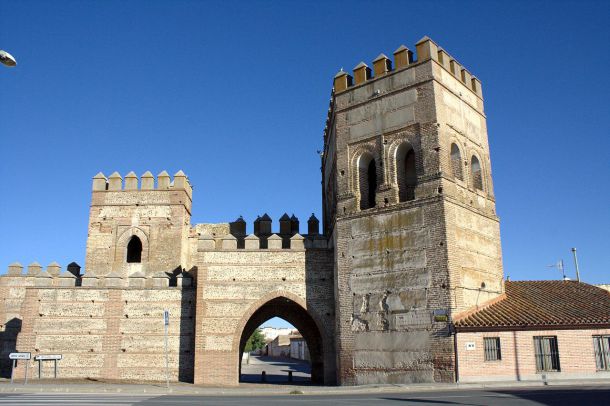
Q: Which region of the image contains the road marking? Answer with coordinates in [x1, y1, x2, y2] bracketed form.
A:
[0, 393, 155, 405]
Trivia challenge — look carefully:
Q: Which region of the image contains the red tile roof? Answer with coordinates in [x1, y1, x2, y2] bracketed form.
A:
[454, 280, 610, 331]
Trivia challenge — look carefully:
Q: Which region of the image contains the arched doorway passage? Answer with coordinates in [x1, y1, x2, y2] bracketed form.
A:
[237, 296, 325, 384]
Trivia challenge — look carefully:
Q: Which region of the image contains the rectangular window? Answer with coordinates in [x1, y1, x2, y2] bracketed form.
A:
[593, 335, 610, 371]
[534, 336, 560, 372]
[484, 337, 501, 361]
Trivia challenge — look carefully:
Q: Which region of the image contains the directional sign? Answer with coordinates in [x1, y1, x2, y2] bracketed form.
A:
[9, 352, 31, 360]
[164, 310, 169, 326]
[35, 354, 62, 361]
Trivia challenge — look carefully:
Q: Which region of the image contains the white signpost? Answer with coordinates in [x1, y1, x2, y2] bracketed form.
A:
[164, 309, 170, 390]
[35, 354, 62, 379]
[9, 352, 31, 384]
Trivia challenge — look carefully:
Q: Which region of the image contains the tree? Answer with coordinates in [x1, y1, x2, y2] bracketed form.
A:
[244, 328, 266, 353]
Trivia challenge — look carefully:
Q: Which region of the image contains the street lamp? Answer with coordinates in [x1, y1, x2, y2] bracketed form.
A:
[0, 50, 17, 67]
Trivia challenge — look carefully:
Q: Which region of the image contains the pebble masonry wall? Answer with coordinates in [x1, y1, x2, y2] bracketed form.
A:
[11, 287, 195, 382]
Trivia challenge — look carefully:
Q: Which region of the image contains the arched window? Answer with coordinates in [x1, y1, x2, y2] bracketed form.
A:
[471, 155, 483, 191]
[126, 236, 142, 263]
[396, 143, 417, 202]
[450, 143, 463, 180]
[358, 153, 377, 210]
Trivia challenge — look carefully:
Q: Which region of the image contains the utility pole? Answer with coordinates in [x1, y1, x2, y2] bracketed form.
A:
[571, 248, 581, 282]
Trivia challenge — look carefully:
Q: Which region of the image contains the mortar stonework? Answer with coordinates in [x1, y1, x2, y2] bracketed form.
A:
[1, 37, 504, 386]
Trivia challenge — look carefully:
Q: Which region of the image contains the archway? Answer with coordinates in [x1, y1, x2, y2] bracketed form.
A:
[237, 296, 325, 384]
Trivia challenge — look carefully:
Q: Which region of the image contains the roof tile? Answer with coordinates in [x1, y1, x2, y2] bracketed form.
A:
[454, 281, 610, 330]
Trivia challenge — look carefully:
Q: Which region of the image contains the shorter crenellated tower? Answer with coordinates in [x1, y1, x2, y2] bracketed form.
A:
[85, 170, 193, 285]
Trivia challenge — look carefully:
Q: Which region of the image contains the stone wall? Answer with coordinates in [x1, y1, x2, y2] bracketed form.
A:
[12, 286, 195, 382]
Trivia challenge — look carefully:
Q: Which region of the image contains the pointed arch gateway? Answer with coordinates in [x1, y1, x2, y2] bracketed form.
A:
[234, 292, 326, 384]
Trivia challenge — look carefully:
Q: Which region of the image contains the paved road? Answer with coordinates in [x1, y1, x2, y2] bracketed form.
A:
[241, 355, 311, 384]
[1, 386, 609, 405]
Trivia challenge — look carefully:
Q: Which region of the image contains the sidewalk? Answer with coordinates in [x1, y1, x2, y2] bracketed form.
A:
[1, 377, 609, 396]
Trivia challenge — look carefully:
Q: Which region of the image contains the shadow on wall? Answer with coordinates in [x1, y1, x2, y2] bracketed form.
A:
[0, 318, 22, 378]
[178, 268, 197, 383]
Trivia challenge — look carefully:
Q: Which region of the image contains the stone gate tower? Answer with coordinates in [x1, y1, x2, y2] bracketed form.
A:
[323, 37, 504, 384]
[85, 170, 193, 283]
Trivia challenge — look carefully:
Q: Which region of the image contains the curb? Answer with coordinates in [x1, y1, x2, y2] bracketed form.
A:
[1, 379, 609, 396]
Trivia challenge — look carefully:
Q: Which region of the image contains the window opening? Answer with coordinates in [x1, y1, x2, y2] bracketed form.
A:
[126, 236, 142, 263]
[484, 337, 501, 361]
[534, 336, 560, 372]
[593, 335, 610, 371]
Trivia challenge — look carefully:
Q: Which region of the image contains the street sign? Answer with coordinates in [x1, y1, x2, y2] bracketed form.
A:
[9, 353, 30, 360]
[164, 310, 169, 326]
[35, 354, 62, 361]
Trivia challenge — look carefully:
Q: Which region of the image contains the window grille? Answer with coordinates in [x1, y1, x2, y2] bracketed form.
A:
[534, 336, 560, 372]
[484, 337, 501, 361]
[593, 335, 610, 371]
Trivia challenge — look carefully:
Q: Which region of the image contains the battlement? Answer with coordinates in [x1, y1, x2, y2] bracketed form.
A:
[196, 213, 327, 251]
[92, 170, 192, 198]
[1, 261, 192, 289]
[332, 36, 482, 98]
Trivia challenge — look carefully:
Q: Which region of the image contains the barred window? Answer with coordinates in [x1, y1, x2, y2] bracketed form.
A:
[484, 337, 501, 361]
[534, 336, 560, 372]
[593, 335, 610, 371]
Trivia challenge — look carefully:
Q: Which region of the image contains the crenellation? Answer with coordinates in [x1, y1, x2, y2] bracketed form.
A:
[353, 62, 371, 85]
[267, 234, 283, 249]
[124, 171, 138, 190]
[108, 171, 123, 191]
[140, 171, 154, 190]
[157, 170, 170, 189]
[7, 262, 23, 276]
[27, 262, 42, 276]
[332, 37, 482, 99]
[46, 261, 61, 277]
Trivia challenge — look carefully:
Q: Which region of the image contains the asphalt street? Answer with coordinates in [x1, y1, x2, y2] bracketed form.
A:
[1, 386, 609, 405]
[241, 355, 311, 384]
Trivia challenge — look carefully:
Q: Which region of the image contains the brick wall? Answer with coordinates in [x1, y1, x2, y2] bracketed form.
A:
[456, 328, 610, 382]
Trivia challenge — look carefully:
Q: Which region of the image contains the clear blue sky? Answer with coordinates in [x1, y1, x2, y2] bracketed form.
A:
[1, 1, 609, 329]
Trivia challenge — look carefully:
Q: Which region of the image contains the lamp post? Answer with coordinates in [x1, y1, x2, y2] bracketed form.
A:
[0, 50, 17, 67]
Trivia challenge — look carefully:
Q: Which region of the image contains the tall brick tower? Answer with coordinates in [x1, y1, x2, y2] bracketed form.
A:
[323, 37, 504, 384]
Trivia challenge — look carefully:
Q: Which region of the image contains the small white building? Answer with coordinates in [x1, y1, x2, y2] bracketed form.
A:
[260, 326, 297, 342]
